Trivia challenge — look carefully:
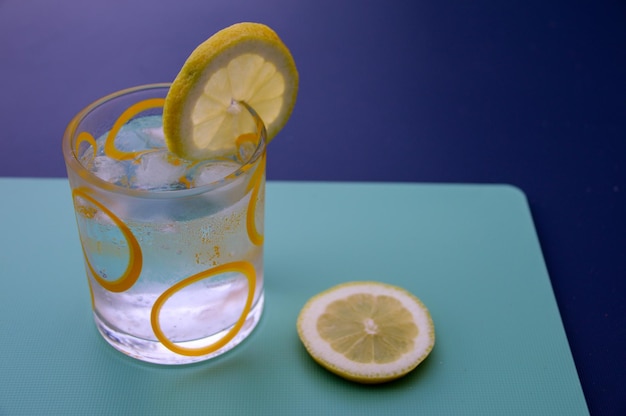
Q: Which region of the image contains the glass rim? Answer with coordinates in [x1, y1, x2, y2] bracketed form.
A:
[62, 83, 267, 199]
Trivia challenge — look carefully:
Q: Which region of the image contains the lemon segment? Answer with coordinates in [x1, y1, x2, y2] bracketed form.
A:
[297, 281, 435, 384]
[163, 22, 298, 160]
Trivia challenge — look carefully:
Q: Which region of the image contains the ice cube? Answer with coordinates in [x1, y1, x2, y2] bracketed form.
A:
[113, 115, 164, 153]
[130, 150, 189, 190]
[139, 126, 166, 148]
[191, 160, 241, 187]
[91, 156, 128, 185]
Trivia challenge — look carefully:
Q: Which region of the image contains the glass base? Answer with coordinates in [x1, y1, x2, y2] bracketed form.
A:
[94, 293, 264, 365]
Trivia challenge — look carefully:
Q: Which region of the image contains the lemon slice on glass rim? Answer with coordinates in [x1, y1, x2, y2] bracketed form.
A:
[163, 22, 299, 160]
[297, 281, 435, 384]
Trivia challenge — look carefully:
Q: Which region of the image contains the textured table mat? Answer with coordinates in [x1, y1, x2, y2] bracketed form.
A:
[0, 178, 588, 415]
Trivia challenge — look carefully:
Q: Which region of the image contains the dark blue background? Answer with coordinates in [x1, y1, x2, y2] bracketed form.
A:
[1, 1, 624, 413]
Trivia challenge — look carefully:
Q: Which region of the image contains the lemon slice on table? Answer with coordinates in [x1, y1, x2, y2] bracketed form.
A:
[297, 281, 435, 384]
[163, 22, 299, 160]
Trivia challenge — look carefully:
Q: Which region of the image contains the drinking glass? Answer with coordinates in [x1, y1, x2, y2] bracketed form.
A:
[62, 84, 266, 364]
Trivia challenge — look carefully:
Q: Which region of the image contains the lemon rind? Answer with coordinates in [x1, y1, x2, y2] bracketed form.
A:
[163, 22, 298, 161]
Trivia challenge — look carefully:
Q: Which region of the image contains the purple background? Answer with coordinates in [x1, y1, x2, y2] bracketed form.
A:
[1, 0, 624, 414]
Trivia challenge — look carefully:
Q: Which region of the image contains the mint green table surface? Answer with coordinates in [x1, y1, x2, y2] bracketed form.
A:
[0, 178, 588, 415]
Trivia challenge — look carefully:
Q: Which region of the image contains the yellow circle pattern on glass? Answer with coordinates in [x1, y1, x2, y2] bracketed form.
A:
[297, 281, 435, 384]
[150, 261, 256, 356]
[72, 187, 144, 293]
[71, 98, 165, 165]
[246, 152, 266, 246]
[103, 98, 166, 160]
[75, 131, 98, 164]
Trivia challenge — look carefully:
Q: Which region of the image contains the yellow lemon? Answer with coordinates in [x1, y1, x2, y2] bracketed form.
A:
[297, 281, 435, 383]
[163, 22, 298, 160]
